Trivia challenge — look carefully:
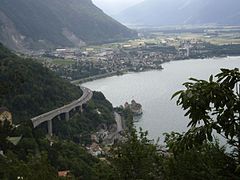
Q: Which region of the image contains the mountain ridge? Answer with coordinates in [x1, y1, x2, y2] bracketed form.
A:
[0, 0, 137, 52]
[116, 0, 240, 26]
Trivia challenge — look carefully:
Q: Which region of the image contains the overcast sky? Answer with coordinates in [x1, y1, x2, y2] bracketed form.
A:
[92, 0, 144, 15]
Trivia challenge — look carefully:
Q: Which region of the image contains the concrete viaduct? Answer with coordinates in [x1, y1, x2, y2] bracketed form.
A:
[31, 86, 93, 136]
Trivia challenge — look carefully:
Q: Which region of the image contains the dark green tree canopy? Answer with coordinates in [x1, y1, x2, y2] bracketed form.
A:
[111, 128, 163, 180]
[172, 68, 240, 160]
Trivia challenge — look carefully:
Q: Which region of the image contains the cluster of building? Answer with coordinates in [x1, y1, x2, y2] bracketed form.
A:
[33, 37, 214, 81]
[40, 44, 168, 80]
[86, 121, 124, 157]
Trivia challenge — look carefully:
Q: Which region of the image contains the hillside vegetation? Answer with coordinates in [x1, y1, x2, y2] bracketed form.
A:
[0, 0, 137, 51]
[0, 44, 117, 179]
[0, 44, 239, 179]
[0, 43, 82, 122]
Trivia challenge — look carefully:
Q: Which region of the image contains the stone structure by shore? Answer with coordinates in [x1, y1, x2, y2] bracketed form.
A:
[124, 100, 143, 116]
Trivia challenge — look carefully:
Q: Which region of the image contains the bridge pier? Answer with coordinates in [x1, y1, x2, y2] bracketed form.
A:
[48, 120, 53, 136]
[65, 112, 70, 121]
[31, 87, 93, 137]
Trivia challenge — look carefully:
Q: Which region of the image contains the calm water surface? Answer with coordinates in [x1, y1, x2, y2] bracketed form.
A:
[83, 57, 240, 141]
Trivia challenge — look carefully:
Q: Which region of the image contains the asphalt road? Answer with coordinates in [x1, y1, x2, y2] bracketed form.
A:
[31, 86, 93, 128]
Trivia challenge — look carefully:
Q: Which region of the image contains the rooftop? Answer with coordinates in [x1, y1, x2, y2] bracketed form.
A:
[58, 170, 70, 177]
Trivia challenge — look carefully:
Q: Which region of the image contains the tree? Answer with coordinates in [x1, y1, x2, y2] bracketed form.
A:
[0, 152, 58, 180]
[172, 68, 240, 162]
[164, 132, 238, 179]
[0, 120, 15, 152]
[111, 128, 163, 180]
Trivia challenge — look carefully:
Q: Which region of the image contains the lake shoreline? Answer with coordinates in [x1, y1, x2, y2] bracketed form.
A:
[72, 55, 240, 85]
[82, 56, 240, 141]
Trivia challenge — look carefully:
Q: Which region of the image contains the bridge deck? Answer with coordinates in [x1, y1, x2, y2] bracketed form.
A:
[31, 86, 93, 128]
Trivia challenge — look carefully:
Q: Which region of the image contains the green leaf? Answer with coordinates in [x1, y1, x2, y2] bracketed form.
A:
[209, 75, 213, 82]
[171, 90, 183, 99]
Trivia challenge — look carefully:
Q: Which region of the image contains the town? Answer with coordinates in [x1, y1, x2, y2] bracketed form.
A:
[30, 28, 240, 82]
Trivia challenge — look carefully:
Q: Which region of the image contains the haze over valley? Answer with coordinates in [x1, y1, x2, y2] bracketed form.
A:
[116, 0, 240, 27]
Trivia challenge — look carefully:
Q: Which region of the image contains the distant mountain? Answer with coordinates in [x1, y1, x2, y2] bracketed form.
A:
[0, 0, 137, 52]
[0, 43, 82, 122]
[116, 0, 240, 26]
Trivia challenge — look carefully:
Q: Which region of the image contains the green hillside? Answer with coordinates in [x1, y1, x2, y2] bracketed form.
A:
[0, 43, 82, 122]
[0, 0, 137, 51]
[0, 44, 118, 179]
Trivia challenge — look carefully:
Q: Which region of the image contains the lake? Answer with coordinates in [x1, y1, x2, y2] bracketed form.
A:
[83, 57, 240, 142]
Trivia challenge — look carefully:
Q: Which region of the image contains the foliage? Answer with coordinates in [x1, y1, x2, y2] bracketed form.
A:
[53, 91, 115, 145]
[171, 68, 240, 178]
[172, 69, 240, 153]
[0, 45, 116, 179]
[48, 141, 98, 179]
[92, 161, 117, 180]
[0, 152, 58, 180]
[164, 132, 238, 180]
[0, 44, 82, 122]
[3, 43, 240, 179]
[0, 120, 114, 180]
[0, 120, 15, 152]
[0, 43, 16, 59]
[115, 106, 134, 129]
[111, 128, 163, 179]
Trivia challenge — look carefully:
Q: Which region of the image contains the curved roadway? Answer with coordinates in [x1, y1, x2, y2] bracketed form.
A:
[31, 86, 93, 128]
